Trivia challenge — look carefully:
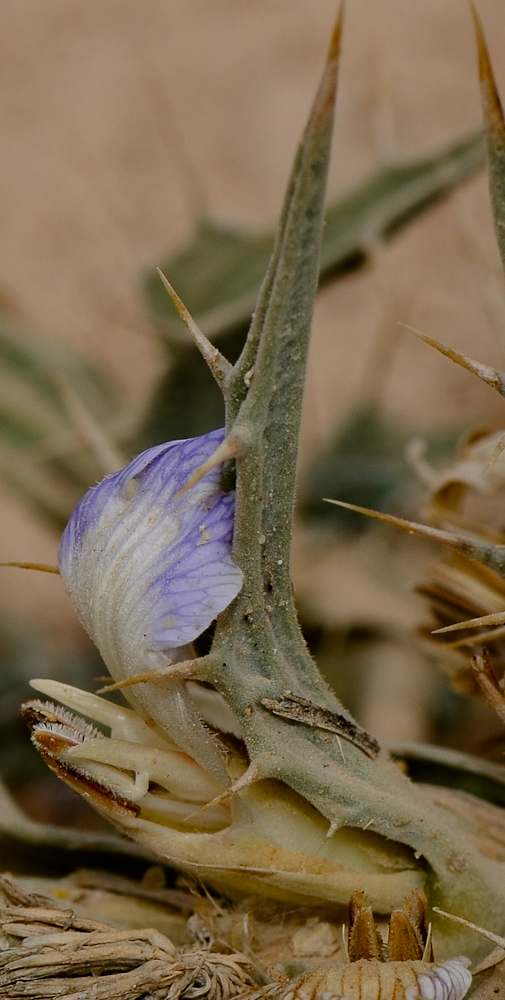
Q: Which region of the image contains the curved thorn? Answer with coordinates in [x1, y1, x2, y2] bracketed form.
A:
[400, 323, 505, 396]
[95, 659, 202, 694]
[176, 432, 244, 496]
[157, 269, 231, 386]
[190, 762, 262, 816]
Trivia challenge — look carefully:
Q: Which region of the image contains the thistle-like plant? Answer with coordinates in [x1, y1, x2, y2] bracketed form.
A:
[22, 8, 505, 964]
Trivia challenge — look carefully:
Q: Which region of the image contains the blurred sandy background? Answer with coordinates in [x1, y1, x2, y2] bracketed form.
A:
[0, 0, 504, 686]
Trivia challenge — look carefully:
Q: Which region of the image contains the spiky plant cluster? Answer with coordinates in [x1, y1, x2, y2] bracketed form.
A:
[20, 8, 505, 975]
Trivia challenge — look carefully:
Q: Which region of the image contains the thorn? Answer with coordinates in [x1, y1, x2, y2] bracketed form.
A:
[400, 323, 505, 396]
[326, 819, 339, 840]
[95, 660, 200, 694]
[176, 432, 244, 496]
[0, 561, 59, 574]
[472, 4, 505, 148]
[229, 2, 343, 394]
[422, 923, 432, 963]
[323, 498, 505, 574]
[341, 923, 350, 964]
[157, 270, 231, 386]
[305, 1, 343, 125]
[190, 762, 261, 816]
[434, 905, 505, 950]
[445, 623, 505, 649]
[328, 3, 344, 67]
[433, 611, 505, 634]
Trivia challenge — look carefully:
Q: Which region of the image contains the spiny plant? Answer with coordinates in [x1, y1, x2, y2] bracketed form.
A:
[17, 8, 505, 990]
[0, 110, 484, 529]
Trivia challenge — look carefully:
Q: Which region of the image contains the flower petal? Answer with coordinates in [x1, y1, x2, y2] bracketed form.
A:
[58, 428, 243, 684]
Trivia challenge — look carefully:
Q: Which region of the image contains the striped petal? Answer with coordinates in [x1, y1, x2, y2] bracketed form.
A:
[58, 428, 242, 684]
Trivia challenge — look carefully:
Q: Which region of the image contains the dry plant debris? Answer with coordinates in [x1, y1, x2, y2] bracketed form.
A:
[0, 874, 253, 1000]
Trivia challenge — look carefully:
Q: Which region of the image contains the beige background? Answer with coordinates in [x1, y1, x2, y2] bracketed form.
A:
[0, 0, 504, 659]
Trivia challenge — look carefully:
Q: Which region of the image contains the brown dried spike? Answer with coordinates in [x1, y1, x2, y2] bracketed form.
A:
[348, 889, 385, 962]
[387, 911, 424, 962]
[403, 888, 431, 952]
[387, 889, 433, 963]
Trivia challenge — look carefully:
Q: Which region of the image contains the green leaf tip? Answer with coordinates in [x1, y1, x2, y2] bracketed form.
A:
[220, 1, 345, 608]
[231, 4, 342, 400]
[472, 4, 505, 271]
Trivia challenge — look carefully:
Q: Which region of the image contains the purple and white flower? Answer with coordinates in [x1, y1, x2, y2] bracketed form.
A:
[58, 428, 243, 686]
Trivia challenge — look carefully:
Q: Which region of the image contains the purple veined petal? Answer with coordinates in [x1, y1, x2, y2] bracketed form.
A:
[416, 959, 472, 1000]
[58, 428, 243, 685]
